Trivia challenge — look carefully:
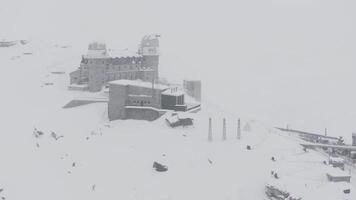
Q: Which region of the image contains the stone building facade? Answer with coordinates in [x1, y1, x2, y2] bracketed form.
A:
[69, 35, 160, 92]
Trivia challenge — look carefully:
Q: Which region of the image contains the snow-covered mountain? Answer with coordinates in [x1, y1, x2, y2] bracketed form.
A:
[0, 41, 354, 200]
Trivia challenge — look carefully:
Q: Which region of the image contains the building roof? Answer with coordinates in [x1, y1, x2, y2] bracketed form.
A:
[108, 49, 140, 58]
[276, 127, 339, 140]
[109, 80, 168, 90]
[329, 156, 344, 163]
[83, 49, 109, 59]
[326, 167, 350, 177]
[161, 88, 184, 96]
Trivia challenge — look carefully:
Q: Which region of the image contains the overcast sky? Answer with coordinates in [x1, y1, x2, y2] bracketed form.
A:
[2, 0, 356, 137]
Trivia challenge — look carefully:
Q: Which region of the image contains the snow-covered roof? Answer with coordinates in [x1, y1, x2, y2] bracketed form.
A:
[326, 167, 350, 177]
[165, 112, 194, 124]
[109, 79, 168, 90]
[166, 115, 180, 124]
[142, 34, 160, 41]
[108, 49, 140, 58]
[329, 156, 344, 163]
[83, 49, 109, 59]
[128, 94, 152, 98]
[161, 88, 184, 96]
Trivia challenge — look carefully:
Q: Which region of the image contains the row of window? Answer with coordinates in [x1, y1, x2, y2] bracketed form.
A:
[81, 64, 151, 72]
[128, 100, 151, 106]
[106, 73, 138, 82]
[106, 65, 139, 71]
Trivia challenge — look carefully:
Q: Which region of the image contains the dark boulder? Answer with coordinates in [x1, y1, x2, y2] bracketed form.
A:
[153, 162, 168, 172]
[344, 189, 351, 194]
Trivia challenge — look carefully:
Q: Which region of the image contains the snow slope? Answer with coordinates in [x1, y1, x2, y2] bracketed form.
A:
[0, 41, 355, 200]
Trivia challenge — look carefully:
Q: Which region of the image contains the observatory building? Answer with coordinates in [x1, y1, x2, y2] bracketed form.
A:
[69, 34, 160, 92]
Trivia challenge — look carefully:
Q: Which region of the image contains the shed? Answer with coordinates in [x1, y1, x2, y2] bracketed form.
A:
[165, 113, 193, 128]
[329, 156, 345, 170]
[326, 168, 351, 183]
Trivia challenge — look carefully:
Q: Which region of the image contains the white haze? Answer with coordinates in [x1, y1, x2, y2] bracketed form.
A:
[2, 0, 356, 140]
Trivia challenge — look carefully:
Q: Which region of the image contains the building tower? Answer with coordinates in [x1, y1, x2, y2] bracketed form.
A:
[352, 133, 356, 146]
[138, 34, 160, 79]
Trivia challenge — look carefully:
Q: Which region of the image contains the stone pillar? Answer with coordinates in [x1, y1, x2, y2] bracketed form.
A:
[237, 118, 241, 140]
[208, 118, 212, 142]
[222, 118, 226, 141]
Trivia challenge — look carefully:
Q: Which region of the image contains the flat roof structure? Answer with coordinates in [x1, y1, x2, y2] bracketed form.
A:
[109, 79, 168, 90]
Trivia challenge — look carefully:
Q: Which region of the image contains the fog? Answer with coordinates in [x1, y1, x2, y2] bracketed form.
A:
[2, 0, 356, 139]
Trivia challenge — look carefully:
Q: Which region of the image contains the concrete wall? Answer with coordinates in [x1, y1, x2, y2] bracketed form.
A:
[125, 107, 164, 121]
[327, 174, 351, 182]
[108, 82, 165, 121]
[126, 84, 162, 108]
[108, 84, 128, 120]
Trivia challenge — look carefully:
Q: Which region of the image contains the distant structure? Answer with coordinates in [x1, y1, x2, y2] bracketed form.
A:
[0, 40, 17, 47]
[352, 133, 356, 146]
[0, 40, 27, 47]
[108, 80, 199, 121]
[326, 168, 351, 183]
[66, 34, 202, 121]
[276, 127, 340, 144]
[183, 80, 201, 101]
[69, 34, 160, 92]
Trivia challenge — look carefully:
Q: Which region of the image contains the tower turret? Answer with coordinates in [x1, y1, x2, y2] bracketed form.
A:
[138, 34, 160, 79]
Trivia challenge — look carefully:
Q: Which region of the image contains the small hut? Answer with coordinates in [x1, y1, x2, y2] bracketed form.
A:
[329, 156, 345, 170]
[165, 113, 193, 128]
[326, 168, 351, 183]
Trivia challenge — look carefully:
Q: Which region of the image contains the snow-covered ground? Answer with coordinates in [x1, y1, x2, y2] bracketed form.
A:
[0, 41, 355, 200]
